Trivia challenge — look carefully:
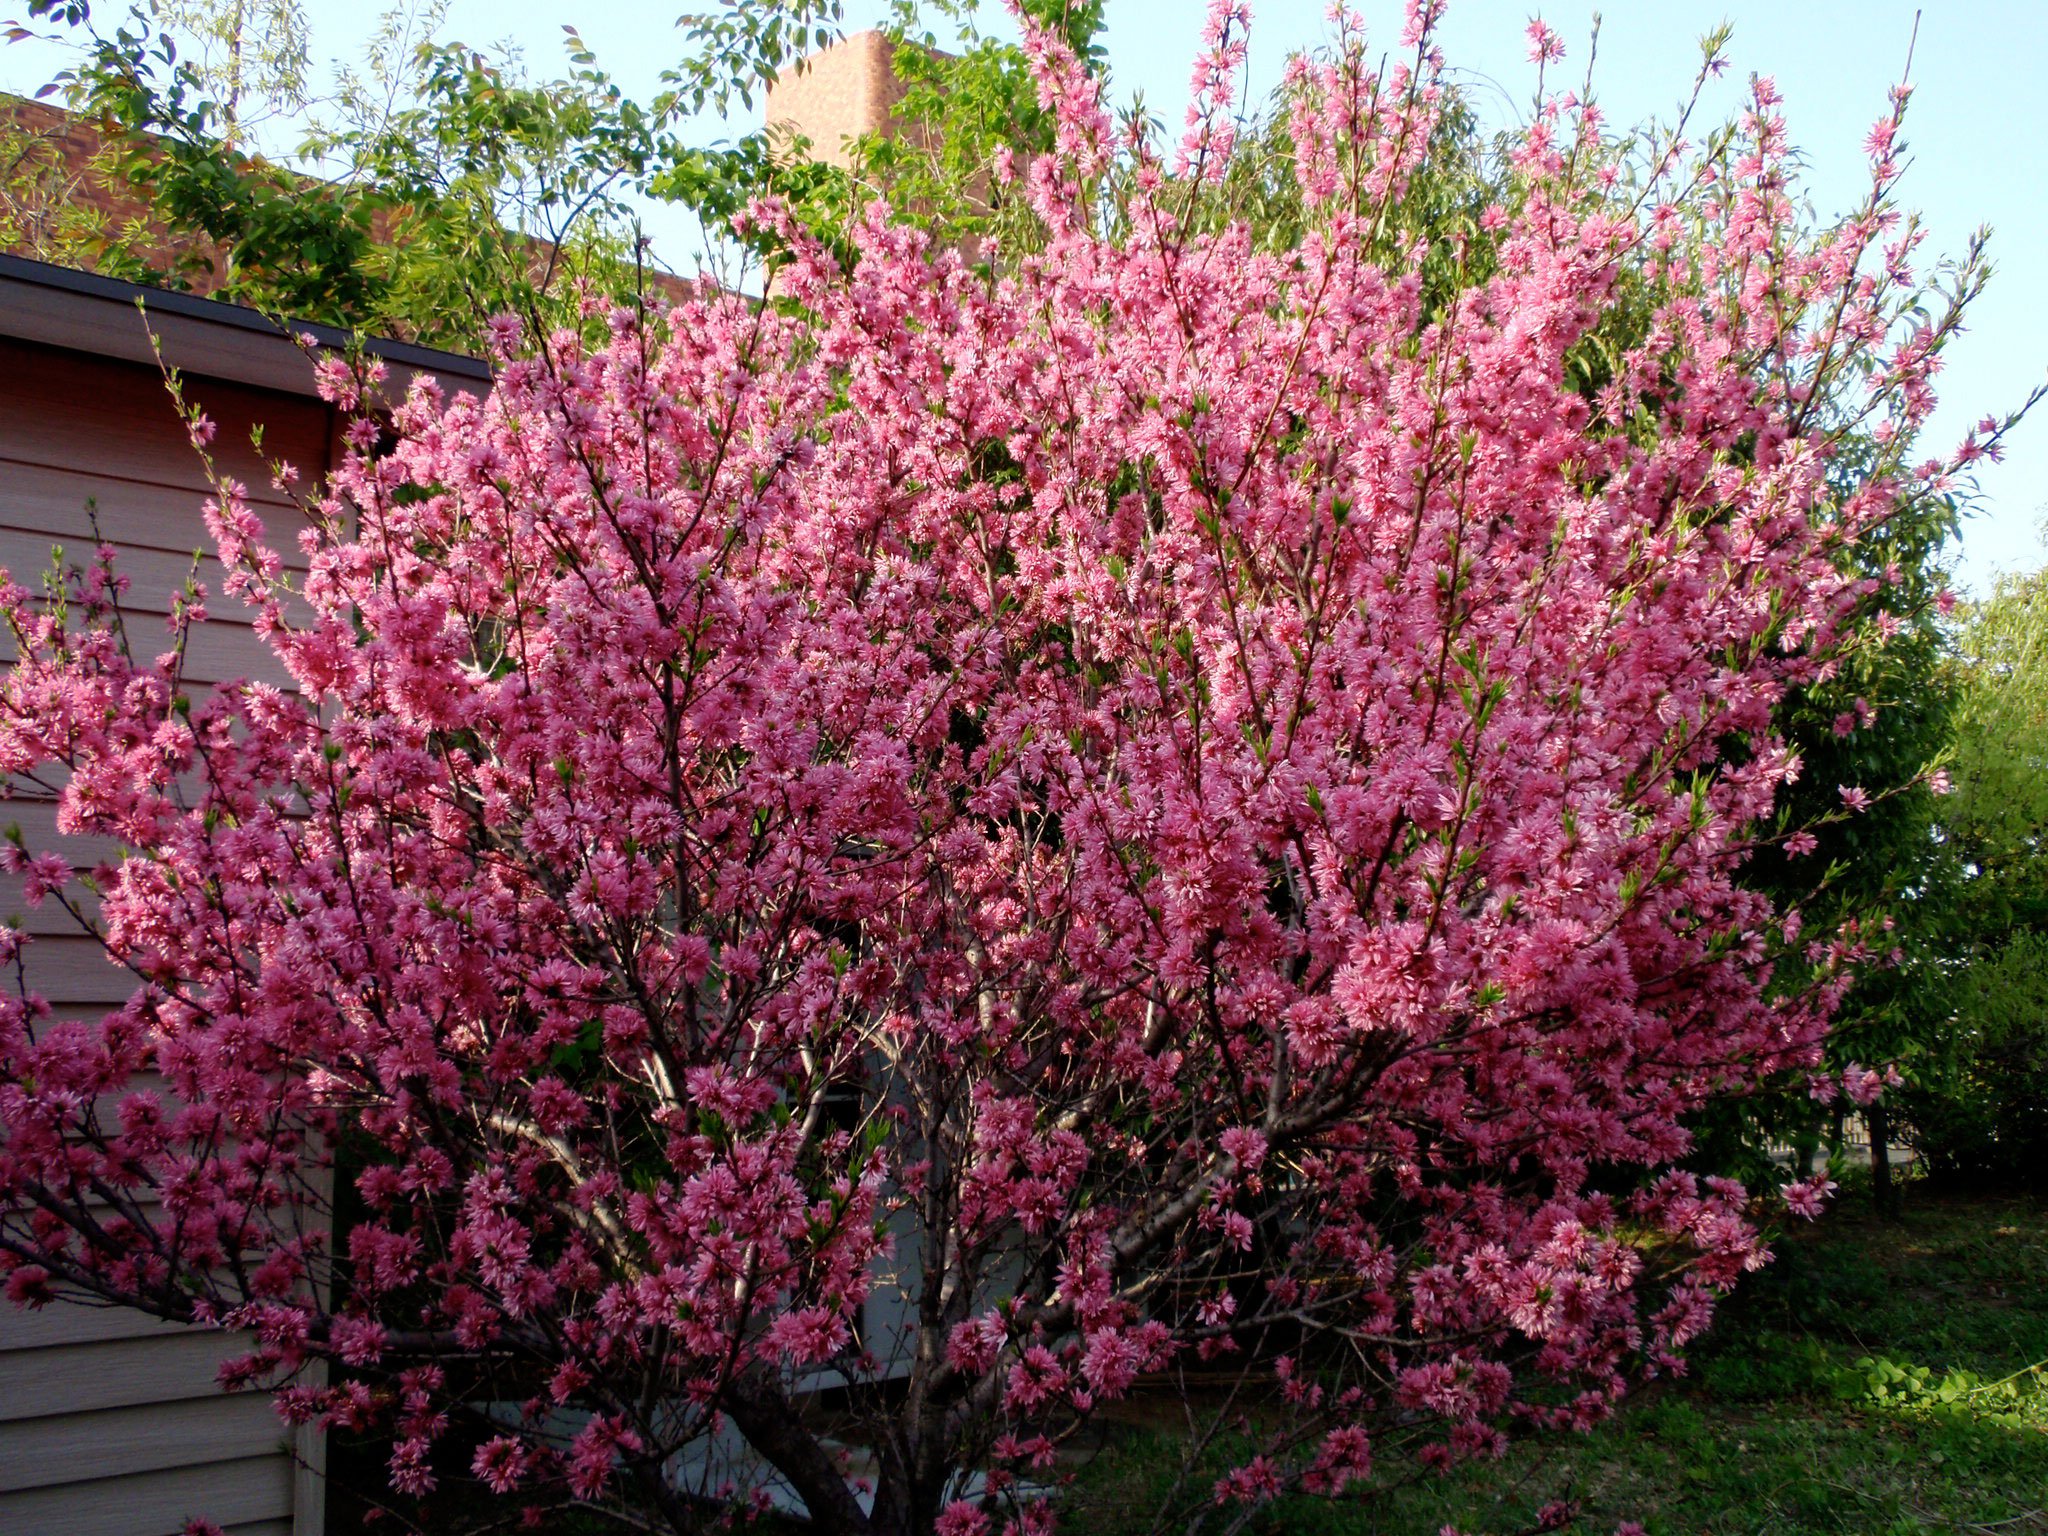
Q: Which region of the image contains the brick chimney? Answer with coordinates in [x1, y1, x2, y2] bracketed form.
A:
[763, 30, 909, 169]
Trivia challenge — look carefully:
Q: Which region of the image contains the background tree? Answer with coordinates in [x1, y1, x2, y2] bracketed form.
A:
[146, 0, 312, 144]
[1690, 441, 1969, 1214]
[0, 101, 95, 255]
[1901, 562, 2048, 1190]
[7, 0, 852, 346]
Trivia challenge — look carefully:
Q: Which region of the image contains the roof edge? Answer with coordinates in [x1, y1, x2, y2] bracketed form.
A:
[0, 252, 492, 396]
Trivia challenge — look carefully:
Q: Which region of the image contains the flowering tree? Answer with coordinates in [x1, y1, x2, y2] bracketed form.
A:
[0, 5, 1996, 1533]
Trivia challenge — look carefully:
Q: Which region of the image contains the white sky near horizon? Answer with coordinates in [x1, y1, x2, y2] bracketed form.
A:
[5, 1, 2045, 592]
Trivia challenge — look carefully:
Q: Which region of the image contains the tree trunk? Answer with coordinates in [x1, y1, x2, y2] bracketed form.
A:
[1868, 1099, 1897, 1218]
[1794, 1118, 1823, 1180]
[867, 1376, 960, 1536]
[720, 1372, 875, 1536]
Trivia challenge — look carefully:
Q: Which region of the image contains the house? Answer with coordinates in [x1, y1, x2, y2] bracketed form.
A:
[0, 35, 904, 1534]
[0, 251, 489, 1536]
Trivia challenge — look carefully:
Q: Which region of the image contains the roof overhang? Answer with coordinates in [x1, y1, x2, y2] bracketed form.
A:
[0, 252, 492, 399]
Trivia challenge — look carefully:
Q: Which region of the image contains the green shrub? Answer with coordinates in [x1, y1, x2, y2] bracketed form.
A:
[1904, 930, 2048, 1191]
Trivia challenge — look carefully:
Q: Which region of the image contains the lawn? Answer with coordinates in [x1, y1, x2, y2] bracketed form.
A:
[1064, 1187, 2048, 1536]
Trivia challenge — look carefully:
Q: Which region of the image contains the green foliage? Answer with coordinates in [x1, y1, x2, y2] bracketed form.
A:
[1946, 565, 2048, 923]
[667, 0, 845, 117]
[146, 0, 312, 138]
[843, 0, 1510, 292]
[643, 0, 871, 267]
[68, 15, 387, 320]
[785, 0, 1110, 256]
[0, 111, 100, 257]
[1850, 1353, 2048, 1431]
[1875, 564, 2048, 1192]
[1906, 913, 2048, 1190]
[8, 0, 663, 347]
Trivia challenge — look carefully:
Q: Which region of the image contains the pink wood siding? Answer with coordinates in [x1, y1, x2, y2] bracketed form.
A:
[0, 332, 333, 1536]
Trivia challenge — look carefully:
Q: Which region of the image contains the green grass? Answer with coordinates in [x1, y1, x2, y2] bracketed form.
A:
[1064, 1189, 2048, 1536]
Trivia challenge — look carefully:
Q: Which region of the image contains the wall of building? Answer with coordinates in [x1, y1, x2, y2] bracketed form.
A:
[0, 331, 333, 1536]
[765, 30, 908, 169]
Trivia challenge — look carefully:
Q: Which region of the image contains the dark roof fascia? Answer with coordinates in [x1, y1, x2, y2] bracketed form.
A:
[0, 252, 492, 399]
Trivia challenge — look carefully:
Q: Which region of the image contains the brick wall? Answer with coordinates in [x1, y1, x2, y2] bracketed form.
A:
[764, 30, 908, 168]
[1, 94, 228, 284]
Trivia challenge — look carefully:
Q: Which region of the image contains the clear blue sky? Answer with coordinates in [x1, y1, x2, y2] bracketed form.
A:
[7, 2, 2044, 590]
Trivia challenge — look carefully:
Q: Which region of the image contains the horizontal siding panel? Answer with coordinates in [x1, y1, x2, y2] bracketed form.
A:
[0, 789, 317, 878]
[0, 1187, 169, 1236]
[0, 324, 336, 1536]
[0, 891, 103, 935]
[0, 1392, 284, 1492]
[0, 1300, 194, 1350]
[0, 1450, 293, 1536]
[1, 763, 262, 821]
[121, 613, 298, 690]
[0, 612, 300, 690]
[0, 336, 331, 502]
[0, 1327, 243, 1421]
[0, 529, 316, 627]
[6, 931, 144, 1001]
[0, 799, 130, 865]
[3, 1001, 124, 1027]
[0, 459, 313, 551]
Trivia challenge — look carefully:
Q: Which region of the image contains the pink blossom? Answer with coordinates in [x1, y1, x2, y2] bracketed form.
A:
[1218, 1126, 1269, 1171]
[473, 1436, 531, 1494]
[1781, 1179, 1838, 1220]
[1214, 1455, 1283, 1505]
[566, 1416, 642, 1501]
[1526, 19, 1566, 64]
[3, 1265, 52, 1307]
[947, 1314, 1008, 1375]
